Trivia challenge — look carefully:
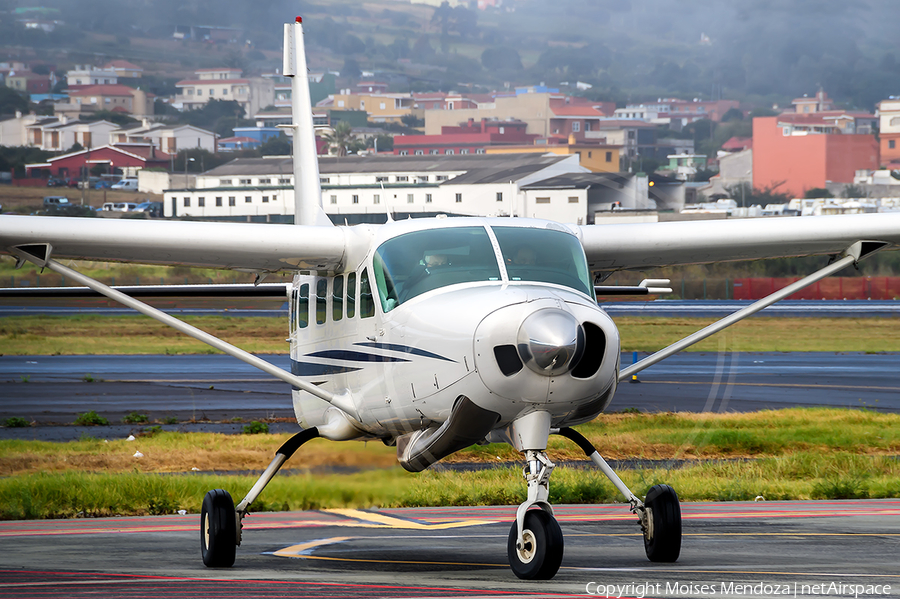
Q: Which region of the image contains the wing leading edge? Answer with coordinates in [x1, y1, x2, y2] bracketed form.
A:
[579, 213, 900, 271]
[0, 215, 350, 272]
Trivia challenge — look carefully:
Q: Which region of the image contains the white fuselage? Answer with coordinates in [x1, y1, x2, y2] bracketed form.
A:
[288, 217, 621, 449]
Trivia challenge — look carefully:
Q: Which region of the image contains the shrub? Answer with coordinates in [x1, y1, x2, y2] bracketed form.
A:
[123, 412, 149, 424]
[3, 417, 30, 428]
[243, 421, 269, 435]
[74, 411, 109, 426]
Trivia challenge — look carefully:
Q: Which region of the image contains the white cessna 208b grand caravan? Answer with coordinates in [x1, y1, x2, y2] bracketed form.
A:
[3, 18, 900, 580]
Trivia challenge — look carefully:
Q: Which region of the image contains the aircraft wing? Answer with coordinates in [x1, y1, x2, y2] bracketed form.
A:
[579, 213, 900, 271]
[0, 215, 348, 271]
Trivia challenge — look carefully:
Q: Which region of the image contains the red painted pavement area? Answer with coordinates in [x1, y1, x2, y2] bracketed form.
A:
[2, 500, 898, 538]
[0, 570, 587, 599]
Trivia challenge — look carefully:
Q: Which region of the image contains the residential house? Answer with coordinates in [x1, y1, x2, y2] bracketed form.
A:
[486, 135, 621, 173]
[218, 136, 262, 152]
[174, 68, 274, 117]
[55, 85, 154, 119]
[876, 98, 900, 167]
[66, 65, 118, 87]
[327, 91, 416, 123]
[392, 118, 538, 156]
[24, 117, 118, 151]
[5, 71, 51, 94]
[753, 116, 879, 198]
[591, 119, 659, 164]
[109, 122, 217, 154]
[25, 143, 171, 179]
[102, 60, 143, 79]
[424, 92, 615, 140]
[614, 98, 740, 127]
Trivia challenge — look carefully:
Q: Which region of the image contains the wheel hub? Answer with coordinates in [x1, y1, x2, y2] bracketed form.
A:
[203, 513, 210, 549]
[516, 529, 537, 563]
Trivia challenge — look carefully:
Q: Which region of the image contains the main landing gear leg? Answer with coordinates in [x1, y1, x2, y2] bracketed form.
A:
[200, 427, 320, 567]
[556, 427, 681, 563]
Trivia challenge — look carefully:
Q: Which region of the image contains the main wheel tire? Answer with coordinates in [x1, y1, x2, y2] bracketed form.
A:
[200, 489, 237, 568]
[507, 510, 564, 580]
[643, 484, 681, 562]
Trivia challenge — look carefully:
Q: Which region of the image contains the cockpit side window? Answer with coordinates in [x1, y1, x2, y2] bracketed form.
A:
[493, 226, 593, 297]
[373, 227, 501, 311]
[297, 283, 309, 328]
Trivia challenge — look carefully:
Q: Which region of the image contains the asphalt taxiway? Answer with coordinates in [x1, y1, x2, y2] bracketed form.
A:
[1, 500, 898, 598]
[1, 352, 898, 440]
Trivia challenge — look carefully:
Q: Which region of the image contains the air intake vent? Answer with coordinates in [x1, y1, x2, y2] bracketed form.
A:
[571, 322, 605, 379]
[494, 344, 523, 376]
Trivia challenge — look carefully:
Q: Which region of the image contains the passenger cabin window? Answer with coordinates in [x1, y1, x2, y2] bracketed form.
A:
[346, 272, 357, 318]
[316, 279, 327, 325]
[332, 275, 344, 321]
[359, 268, 375, 318]
[297, 283, 309, 328]
[373, 227, 501, 312]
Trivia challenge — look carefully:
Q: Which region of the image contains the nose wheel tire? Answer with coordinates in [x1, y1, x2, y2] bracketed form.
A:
[507, 510, 564, 580]
[200, 489, 237, 568]
[642, 484, 681, 563]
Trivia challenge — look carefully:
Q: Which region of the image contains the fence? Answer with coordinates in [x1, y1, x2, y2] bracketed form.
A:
[732, 277, 900, 300]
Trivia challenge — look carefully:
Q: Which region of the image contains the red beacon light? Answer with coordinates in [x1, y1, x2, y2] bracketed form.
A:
[296, 16, 302, 23]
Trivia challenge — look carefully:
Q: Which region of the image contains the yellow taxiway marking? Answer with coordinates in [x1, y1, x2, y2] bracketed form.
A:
[324, 508, 495, 530]
[272, 536, 352, 558]
[646, 380, 900, 392]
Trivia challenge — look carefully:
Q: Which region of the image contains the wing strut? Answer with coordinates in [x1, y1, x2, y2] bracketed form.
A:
[8, 246, 358, 418]
[618, 241, 887, 382]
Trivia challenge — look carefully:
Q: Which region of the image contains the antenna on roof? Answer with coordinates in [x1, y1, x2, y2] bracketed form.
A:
[284, 17, 331, 227]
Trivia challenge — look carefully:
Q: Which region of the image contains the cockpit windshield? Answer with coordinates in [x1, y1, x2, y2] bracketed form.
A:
[373, 227, 501, 312]
[493, 226, 593, 297]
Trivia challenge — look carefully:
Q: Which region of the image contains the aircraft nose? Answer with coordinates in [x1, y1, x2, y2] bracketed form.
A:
[517, 309, 585, 376]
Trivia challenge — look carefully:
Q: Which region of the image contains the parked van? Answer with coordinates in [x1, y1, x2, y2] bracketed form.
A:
[111, 178, 139, 191]
[43, 196, 71, 208]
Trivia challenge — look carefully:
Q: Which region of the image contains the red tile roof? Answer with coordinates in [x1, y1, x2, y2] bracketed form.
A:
[721, 136, 752, 151]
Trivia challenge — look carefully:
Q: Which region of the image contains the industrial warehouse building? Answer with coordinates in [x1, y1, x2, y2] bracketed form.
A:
[164, 154, 677, 225]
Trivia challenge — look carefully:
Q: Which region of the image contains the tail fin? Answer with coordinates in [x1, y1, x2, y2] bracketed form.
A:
[284, 17, 332, 227]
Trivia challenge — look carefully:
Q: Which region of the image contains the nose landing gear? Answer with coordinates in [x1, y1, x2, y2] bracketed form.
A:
[505, 418, 682, 579]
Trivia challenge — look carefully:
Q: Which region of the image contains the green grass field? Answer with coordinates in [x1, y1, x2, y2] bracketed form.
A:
[2, 315, 900, 355]
[2, 409, 899, 519]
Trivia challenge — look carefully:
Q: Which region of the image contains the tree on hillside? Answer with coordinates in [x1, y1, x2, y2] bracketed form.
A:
[321, 121, 355, 157]
[259, 133, 291, 156]
[0, 87, 29, 115]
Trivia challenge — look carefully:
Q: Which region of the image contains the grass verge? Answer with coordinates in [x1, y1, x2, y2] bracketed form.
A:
[4, 409, 899, 476]
[2, 315, 900, 355]
[2, 409, 900, 519]
[2, 452, 898, 520]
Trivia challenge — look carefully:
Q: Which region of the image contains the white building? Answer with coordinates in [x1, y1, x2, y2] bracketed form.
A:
[109, 122, 217, 154]
[174, 68, 274, 118]
[163, 154, 597, 223]
[66, 66, 118, 87]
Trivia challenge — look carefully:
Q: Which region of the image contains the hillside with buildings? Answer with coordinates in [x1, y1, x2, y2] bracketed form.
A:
[1, 0, 899, 232]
